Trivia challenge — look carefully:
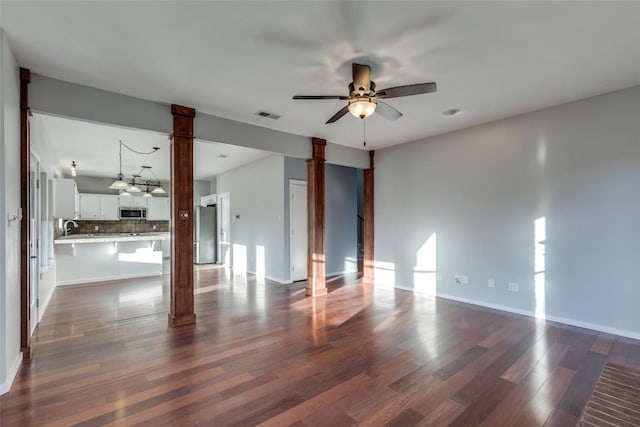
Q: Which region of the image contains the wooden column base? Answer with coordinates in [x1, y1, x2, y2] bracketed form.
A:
[168, 313, 197, 327]
[305, 287, 328, 297]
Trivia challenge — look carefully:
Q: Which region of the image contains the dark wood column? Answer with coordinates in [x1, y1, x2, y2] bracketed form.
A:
[363, 150, 374, 283]
[169, 104, 196, 327]
[20, 68, 31, 359]
[306, 138, 327, 297]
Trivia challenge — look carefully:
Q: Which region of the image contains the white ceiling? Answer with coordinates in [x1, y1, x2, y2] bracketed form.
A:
[31, 113, 270, 181]
[4, 2, 640, 150]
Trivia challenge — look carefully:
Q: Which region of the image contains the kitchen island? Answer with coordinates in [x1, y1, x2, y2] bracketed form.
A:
[54, 233, 169, 285]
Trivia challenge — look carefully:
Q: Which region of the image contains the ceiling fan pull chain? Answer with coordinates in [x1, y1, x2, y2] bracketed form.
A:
[363, 118, 367, 147]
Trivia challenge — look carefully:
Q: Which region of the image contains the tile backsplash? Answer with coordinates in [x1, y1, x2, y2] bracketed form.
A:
[68, 220, 170, 235]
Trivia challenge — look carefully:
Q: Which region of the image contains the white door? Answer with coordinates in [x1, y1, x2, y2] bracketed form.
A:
[217, 193, 231, 265]
[289, 180, 307, 281]
[29, 153, 39, 333]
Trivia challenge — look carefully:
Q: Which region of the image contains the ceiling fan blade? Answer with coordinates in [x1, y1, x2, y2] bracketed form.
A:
[352, 63, 371, 93]
[326, 105, 350, 124]
[293, 95, 349, 100]
[376, 82, 437, 99]
[375, 100, 403, 121]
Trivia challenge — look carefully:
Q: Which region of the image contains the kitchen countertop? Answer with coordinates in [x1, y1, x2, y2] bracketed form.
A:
[54, 232, 169, 245]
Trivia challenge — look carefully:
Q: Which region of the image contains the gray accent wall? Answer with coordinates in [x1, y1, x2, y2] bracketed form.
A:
[375, 84, 640, 339]
[284, 157, 358, 278]
[325, 164, 358, 276]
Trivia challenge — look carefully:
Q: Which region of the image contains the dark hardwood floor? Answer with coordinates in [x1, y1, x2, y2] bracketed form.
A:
[2, 268, 640, 426]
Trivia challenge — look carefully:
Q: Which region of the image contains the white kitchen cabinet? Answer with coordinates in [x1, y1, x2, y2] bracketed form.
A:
[119, 196, 148, 209]
[53, 179, 79, 219]
[79, 194, 120, 221]
[79, 194, 100, 220]
[147, 197, 170, 221]
[100, 195, 120, 220]
[201, 193, 217, 206]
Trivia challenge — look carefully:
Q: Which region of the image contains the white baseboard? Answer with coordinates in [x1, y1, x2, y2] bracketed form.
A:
[0, 353, 23, 395]
[384, 283, 640, 341]
[56, 272, 162, 286]
[244, 270, 292, 285]
[38, 280, 57, 322]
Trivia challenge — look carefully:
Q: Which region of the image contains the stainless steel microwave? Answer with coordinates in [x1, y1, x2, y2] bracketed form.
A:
[119, 208, 147, 220]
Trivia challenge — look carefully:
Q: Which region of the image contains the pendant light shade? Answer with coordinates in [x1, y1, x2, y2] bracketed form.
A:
[120, 189, 132, 197]
[151, 186, 166, 194]
[109, 174, 130, 190]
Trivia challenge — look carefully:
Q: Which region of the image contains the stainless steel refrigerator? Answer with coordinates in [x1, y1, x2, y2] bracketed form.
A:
[194, 205, 217, 264]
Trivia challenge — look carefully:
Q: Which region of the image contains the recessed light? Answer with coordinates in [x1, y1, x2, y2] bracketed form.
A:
[443, 108, 461, 117]
[219, 154, 228, 158]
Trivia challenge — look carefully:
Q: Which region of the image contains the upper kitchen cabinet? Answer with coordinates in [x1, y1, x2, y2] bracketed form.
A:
[79, 194, 120, 220]
[119, 196, 148, 209]
[53, 179, 79, 219]
[147, 197, 170, 221]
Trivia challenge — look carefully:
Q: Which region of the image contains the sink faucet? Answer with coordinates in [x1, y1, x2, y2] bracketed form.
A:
[63, 220, 78, 236]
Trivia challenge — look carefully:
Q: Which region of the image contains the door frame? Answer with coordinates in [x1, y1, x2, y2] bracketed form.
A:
[289, 179, 307, 282]
[29, 151, 41, 334]
[216, 192, 231, 265]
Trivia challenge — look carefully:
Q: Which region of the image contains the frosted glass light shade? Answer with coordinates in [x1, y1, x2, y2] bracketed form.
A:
[152, 187, 166, 194]
[348, 98, 377, 119]
[109, 179, 129, 190]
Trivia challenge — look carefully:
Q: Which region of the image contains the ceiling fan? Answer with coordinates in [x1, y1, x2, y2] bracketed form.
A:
[293, 63, 437, 124]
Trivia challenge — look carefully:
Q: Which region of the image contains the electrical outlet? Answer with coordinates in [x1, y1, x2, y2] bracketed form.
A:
[94, 225, 99, 231]
[508, 282, 519, 292]
[488, 278, 495, 288]
[461, 275, 469, 285]
[152, 225, 157, 230]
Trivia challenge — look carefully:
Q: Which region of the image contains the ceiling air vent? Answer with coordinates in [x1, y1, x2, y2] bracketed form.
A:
[255, 110, 282, 120]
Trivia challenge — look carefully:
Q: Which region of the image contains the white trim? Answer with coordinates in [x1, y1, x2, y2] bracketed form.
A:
[246, 269, 292, 285]
[0, 353, 23, 395]
[381, 283, 640, 341]
[56, 272, 162, 286]
[38, 273, 57, 323]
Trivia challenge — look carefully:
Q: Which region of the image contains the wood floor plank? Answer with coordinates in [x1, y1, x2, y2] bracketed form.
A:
[2, 268, 639, 426]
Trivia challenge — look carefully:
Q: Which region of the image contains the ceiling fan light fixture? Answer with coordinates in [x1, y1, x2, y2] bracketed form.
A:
[348, 98, 377, 119]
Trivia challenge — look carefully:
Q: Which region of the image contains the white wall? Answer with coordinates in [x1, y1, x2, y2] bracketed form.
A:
[376, 85, 640, 339]
[0, 28, 23, 394]
[217, 154, 287, 282]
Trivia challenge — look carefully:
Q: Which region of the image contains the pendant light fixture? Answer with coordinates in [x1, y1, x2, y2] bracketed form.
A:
[128, 175, 142, 193]
[109, 141, 130, 190]
[70, 161, 77, 177]
[108, 140, 160, 191]
[142, 185, 153, 198]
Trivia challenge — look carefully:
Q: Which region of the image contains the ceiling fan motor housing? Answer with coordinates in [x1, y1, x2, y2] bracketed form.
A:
[349, 81, 376, 97]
